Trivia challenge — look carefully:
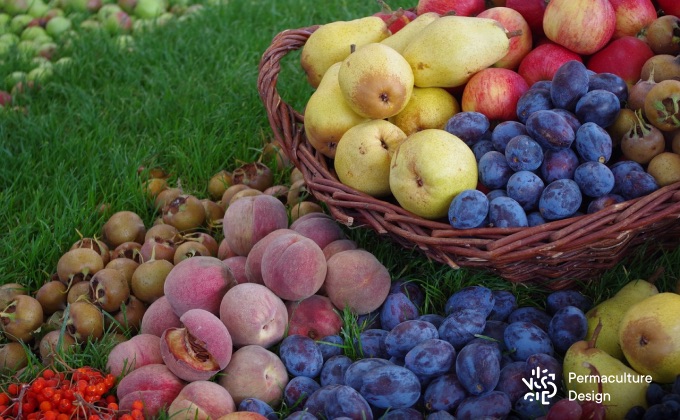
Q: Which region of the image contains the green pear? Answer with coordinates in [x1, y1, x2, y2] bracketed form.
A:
[337, 42, 414, 120]
[619, 293, 680, 383]
[563, 322, 649, 419]
[334, 119, 407, 197]
[303, 61, 369, 158]
[389, 129, 477, 219]
[380, 11, 439, 54]
[402, 15, 513, 88]
[388, 86, 460, 136]
[585, 279, 658, 360]
[300, 16, 390, 88]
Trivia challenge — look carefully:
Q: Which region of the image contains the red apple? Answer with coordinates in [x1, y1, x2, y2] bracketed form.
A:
[587, 36, 655, 87]
[477, 7, 533, 70]
[505, 0, 547, 39]
[461, 67, 529, 122]
[416, 0, 486, 16]
[543, 0, 616, 55]
[0, 91, 12, 108]
[517, 42, 583, 87]
[657, 0, 680, 17]
[609, 0, 657, 39]
[374, 1, 418, 34]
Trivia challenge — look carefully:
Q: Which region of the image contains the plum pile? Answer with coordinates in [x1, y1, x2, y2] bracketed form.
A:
[235, 283, 594, 419]
[446, 60, 662, 229]
[624, 375, 680, 419]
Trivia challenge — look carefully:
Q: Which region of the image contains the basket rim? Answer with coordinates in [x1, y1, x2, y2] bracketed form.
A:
[257, 24, 680, 288]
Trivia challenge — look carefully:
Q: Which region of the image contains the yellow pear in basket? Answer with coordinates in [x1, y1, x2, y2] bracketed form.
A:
[402, 15, 512, 88]
[380, 11, 440, 54]
[389, 129, 477, 220]
[563, 322, 649, 420]
[304, 62, 369, 159]
[334, 119, 407, 197]
[301, 16, 391, 88]
[388, 87, 460, 136]
[338, 43, 414, 120]
[584, 279, 658, 361]
[619, 293, 680, 383]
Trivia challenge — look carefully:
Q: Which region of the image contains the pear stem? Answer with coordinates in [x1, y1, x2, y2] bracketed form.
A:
[588, 319, 603, 349]
[350, 44, 356, 54]
[383, 7, 405, 28]
[376, 0, 393, 13]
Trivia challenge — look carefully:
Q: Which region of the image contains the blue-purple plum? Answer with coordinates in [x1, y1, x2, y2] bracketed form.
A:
[359, 364, 421, 409]
[526, 109, 575, 151]
[546, 290, 593, 315]
[506, 171, 545, 211]
[491, 120, 528, 152]
[455, 340, 501, 395]
[444, 111, 490, 146]
[357, 328, 388, 359]
[279, 334, 324, 378]
[478, 150, 514, 190]
[384, 319, 439, 358]
[548, 305, 588, 354]
[438, 309, 486, 350]
[447, 189, 489, 229]
[539, 179, 582, 220]
[574, 89, 620, 127]
[540, 148, 580, 183]
[455, 391, 512, 420]
[283, 376, 321, 410]
[404, 338, 455, 378]
[319, 355, 353, 387]
[488, 290, 517, 322]
[380, 292, 419, 331]
[504, 321, 554, 361]
[423, 373, 467, 412]
[505, 135, 544, 172]
[444, 285, 495, 317]
[551, 60, 589, 110]
[508, 306, 552, 332]
[489, 196, 529, 228]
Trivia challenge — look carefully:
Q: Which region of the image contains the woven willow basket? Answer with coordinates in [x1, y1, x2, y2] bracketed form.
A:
[257, 25, 680, 290]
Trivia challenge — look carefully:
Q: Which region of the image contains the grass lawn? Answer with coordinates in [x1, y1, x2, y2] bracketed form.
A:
[1, 0, 679, 410]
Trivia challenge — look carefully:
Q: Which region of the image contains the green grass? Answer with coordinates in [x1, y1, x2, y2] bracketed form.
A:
[1, 0, 679, 414]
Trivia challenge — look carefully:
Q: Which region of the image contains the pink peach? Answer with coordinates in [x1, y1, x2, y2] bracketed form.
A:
[106, 334, 163, 377]
[222, 256, 248, 284]
[164, 256, 237, 317]
[286, 294, 343, 340]
[140, 296, 182, 337]
[116, 364, 186, 418]
[222, 195, 289, 256]
[167, 380, 236, 420]
[290, 213, 345, 250]
[244, 229, 296, 285]
[322, 239, 358, 260]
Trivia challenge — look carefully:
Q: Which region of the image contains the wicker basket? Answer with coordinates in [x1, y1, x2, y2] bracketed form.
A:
[257, 25, 680, 290]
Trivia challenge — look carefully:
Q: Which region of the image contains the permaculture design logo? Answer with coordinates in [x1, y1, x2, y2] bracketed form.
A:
[522, 367, 558, 405]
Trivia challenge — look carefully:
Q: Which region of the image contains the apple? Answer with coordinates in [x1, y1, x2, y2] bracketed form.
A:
[389, 129, 478, 220]
[477, 7, 532, 70]
[45, 16, 72, 39]
[587, 36, 655, 87]
[505, 0, 547, 39]
[373, 1, 417, 34]
[543, 0, 616, 55]
[657, 0, 680, 17]
[0, 91, 11, 108]
[619, 293, 680, 384]
[608, 0, 657, 39]
[461, 67, 529, 123]
[416, 0, 486, 17]
[133, 0, 166, 19]
[517, 41, 583, 87]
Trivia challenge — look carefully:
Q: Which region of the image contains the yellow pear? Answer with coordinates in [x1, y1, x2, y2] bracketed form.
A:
[380, 11, 440, 54]
[585, 279, 658, 361]
[301, 16, 390, 88]
[619, 293, 680, 383]
[402, 15, 512, 88]
[304, 62, 369, 159]
[388, 86, 460, 136]
[389, 129, 477, 220]
[563, 322, 650, 419]
[334, 119, 407, 197]
[338, 43, 414, 120]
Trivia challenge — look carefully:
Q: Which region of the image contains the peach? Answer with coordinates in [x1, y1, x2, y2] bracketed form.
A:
[286, 294, 343, 340]
[219, 283, 288, 348]
[164, 256, 237, 317]
[322, 239, 358, 260]
[167, 380, 235, 420]
[290, 213, 345, 250]
[140, 296, 182, 337]
[218, 344, 289, 407]
[324, 249, 391, 315]
[261, 233, 327, 302]
[222, 195, 289, 256]
[244, 229, 296, 285]
[160, 309, 233, 382]
[217, 238, 238, 260]
[116, 363, 186, 417]
[106, 333, 163, 377]
[222, 256, 248, 284]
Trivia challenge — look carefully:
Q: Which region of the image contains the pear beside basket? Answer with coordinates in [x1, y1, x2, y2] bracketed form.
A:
[256, 25, 680, 290]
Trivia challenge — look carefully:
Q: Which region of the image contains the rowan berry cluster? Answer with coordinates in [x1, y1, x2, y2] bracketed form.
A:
[0, 367, 144, 420]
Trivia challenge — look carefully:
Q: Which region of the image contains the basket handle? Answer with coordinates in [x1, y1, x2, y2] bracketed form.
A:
[257, 26, 320, 169]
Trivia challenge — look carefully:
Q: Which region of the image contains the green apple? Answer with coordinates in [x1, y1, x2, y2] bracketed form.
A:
[102, 10, 131, 34]
[20, 25, 48, 41]
[16, 39, 37, 56]
[27, 0, 50, 17]
[45, 16, 72, 38]
[132, 0, 165, 19]
[0, 32, 20, 45]
[0, 14, 12, 34]
[3, 0, 30, 16]
[9, 14, 33, 34]
[5, 71, 27, 89]
[619, 293, 680, 383]
[97, 3, 121, 19]
[389, 128, 478, 220]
